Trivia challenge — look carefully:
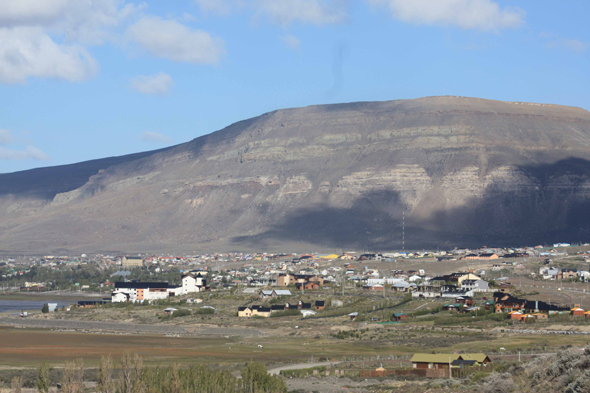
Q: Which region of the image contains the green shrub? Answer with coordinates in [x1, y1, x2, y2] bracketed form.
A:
[270, 309, 300, 318]
[195, 308, 215, 315]
[172, 309, 192, 318]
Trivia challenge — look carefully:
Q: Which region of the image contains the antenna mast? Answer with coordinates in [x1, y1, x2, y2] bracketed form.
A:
[402, 211, 405, 253]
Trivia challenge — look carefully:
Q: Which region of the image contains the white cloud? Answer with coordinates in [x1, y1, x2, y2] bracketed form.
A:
[126, 16, 225, 64]
[367, 0, 524, 31]
[130, 72, 174, 96]
[0, 0, 142, 45]
[546, 39, 589, 53]
[0, 0, 140, 84]
[182, 12, 198, 22]
[281, 34, 301, 50]
[254, 0, 348, 26]
[564, 40, 589, 53]
[0, 145, 51, 161]
[0, 128, 12, 145]
[140, 131, 173, 144]
[0, 27, 98, 84]
[0, 0, 69, 28]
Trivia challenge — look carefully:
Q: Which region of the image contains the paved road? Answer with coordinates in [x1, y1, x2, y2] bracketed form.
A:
[268, 361, 342, 376]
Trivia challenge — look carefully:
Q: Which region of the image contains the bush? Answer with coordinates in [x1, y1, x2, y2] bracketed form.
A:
[566, 370, 590, 393]
[172, 309, 192, 318]
[195, 308, 215, 315]
[482, 373, 514, 393]
[41, 303, 49, 313]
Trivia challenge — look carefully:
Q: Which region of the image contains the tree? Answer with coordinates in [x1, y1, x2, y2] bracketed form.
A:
[41, 303, 49, 313]
[118, 352, 144, 393]
[37, 362, 51, 393]
[97, 355, 115, 393]
[241, 362, 287, 393]
[62, 358, 84, 393]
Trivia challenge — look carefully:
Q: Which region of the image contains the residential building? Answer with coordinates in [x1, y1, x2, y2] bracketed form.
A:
[238, 307, 252, 317]
[411, 354, 491, 370]
[111, 273, 206, 303]
[121, 256, 143, 268]
[461, 279, 490, 292]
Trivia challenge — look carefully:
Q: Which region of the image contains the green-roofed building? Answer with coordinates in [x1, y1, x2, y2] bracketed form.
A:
[411, 353, 491, 370]
[461, 353, 491, 364]
[392, 312, 408, 322]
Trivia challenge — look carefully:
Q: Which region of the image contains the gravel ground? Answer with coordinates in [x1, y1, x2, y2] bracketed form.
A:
[285, 376, 381, 393]
[0, 317, 264, 336]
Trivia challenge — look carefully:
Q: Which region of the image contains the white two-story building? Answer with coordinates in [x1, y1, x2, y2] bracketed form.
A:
[112, 273, 207, 303]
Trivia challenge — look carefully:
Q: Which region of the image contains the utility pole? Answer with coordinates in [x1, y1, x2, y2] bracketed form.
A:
[448, 357, 452, 379]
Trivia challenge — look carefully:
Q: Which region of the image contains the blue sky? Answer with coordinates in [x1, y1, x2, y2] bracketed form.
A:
[0, 0, 588, 173]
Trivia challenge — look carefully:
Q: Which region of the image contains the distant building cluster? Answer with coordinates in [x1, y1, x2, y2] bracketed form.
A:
[111, 272, 206, 303]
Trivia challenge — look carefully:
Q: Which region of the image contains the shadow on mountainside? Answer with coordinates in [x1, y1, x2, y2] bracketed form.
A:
[232, 158, 590, 250]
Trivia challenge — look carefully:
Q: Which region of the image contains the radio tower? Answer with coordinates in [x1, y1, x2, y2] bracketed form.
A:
[402, 211, 405, 253]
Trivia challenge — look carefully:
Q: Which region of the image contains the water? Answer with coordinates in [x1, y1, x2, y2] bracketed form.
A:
[0, 300, 74, 314]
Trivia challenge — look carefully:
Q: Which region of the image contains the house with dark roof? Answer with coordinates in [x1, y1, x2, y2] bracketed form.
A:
[495, 292, 569, 314]
[252, 307, 271, 317]
[238, 307, 252, 317]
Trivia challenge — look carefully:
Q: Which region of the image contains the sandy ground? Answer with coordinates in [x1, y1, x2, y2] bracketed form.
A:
[285, 376, 381, 393]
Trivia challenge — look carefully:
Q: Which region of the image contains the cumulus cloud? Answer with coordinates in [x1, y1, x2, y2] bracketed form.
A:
[0, 27, 98, 84]
[0, 145, 51, 161]
[0, 0, 141, 84]
[254, 0, 348, 26]
[140, 131, 173, 144]
[0, 128, 12, 145]
[367, 0, 524, 31]
[126, 16, 225, 64]
[130, 72, 174, 95]
[281, 34, 301, 49]
[0, 0, 142, 44]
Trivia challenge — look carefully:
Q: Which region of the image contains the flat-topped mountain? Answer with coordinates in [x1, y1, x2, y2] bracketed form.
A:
[2, 96, 590, 254]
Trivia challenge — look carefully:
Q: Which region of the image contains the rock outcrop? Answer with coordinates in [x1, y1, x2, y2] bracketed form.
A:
[1, 96, 590, 253]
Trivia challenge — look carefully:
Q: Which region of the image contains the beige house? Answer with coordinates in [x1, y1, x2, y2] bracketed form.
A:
[277, 274, 296, 286]
[238, 307, 252, 317]
[122, 256, 143, 268]
[457, 273, 481, 285]
[252, 307, 271, 318]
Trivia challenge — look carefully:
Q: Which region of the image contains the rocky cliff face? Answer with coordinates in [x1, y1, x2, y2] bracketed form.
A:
[2, 96, 590, 253]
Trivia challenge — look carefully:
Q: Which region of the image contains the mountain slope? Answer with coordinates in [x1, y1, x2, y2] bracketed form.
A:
[2, 96, 590, 254]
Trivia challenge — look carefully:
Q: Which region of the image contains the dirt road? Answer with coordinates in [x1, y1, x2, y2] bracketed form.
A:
[268, 361, 342, 375]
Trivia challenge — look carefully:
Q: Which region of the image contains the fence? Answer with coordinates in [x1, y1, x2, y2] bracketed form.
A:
[358, 369, 447, 378]
[452, 366, 489, 378]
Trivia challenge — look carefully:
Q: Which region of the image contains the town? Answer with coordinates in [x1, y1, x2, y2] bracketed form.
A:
[2, 242, 590, 391]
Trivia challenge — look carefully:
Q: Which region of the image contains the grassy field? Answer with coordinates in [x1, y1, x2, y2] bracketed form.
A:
[2, 320, 590, 369]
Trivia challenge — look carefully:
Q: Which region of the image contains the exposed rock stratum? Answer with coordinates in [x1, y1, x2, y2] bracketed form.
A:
[2, 96, 590, 253]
